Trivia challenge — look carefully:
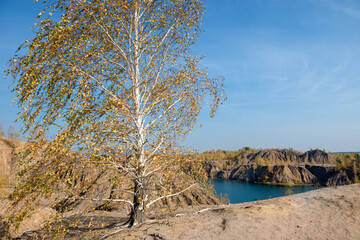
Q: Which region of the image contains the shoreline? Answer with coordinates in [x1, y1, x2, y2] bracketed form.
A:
[211, 177, 318, 187]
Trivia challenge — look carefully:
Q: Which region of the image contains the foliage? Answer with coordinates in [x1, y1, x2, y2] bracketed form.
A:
[333, 153, 360, 182]
[6, 0, 225, 229]
[285, 188, 293, 196]
[195, 148, 256, 162]
[334, 153, 360, 170]
[217, 192, 230, 205]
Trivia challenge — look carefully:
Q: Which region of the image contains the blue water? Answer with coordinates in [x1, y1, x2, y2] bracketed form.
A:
[212, 179, 316, 204]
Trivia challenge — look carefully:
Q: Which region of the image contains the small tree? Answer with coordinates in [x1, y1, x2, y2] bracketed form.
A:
[0, 124, 4, 137]
[7, 125, 20, 141]
[6, 0, 225, 227]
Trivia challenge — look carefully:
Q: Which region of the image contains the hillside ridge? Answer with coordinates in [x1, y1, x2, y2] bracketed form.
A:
[201, 148, 359, 186]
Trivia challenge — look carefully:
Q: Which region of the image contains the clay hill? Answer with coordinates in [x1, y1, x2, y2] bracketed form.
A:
[231, 148, 337, 164]
[203, 148, 360, 186]
[0, 137, 27, 174]
[0, 137, 219, 238]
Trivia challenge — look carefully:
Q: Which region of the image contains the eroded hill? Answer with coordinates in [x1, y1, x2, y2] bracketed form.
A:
[201, 148, 359, 186]
[0, 138, 220, 238]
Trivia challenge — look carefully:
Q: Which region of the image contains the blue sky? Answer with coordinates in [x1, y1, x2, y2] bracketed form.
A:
[1, 0, 360, 152]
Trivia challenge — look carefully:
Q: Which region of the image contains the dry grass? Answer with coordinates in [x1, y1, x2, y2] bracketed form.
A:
[0, 188, 11, 200]
[0, 137, 20, 199]
[0, 137, 19, 149]
[0, 171, 14, 199]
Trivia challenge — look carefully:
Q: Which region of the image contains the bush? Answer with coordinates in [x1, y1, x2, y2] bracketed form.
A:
[0, 216, 10, 240]
[217, 192, 230, 205]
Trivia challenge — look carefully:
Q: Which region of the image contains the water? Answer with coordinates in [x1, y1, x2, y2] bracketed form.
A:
[212, 179, 316, 204]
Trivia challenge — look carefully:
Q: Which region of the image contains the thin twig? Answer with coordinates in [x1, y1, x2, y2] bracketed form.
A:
[99, 228, 124, 240]
[146, 183, 196, 208]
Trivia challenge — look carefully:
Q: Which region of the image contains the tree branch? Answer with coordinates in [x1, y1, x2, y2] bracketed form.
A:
[58, 197, 134, 206]
[146, 183, 196, 208]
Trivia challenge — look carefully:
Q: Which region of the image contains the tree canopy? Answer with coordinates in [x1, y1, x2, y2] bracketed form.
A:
[6, 0, 225, 228]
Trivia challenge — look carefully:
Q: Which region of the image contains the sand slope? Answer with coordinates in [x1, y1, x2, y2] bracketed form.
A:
[108, 184, 360, 240]
[10, 184, 360, 239]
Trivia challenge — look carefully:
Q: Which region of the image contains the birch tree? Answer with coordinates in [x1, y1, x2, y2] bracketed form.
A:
[6, 0, 225, 226]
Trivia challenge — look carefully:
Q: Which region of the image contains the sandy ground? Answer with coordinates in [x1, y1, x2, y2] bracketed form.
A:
[10, 183, 360, 239]
[103, 184, 360, 240]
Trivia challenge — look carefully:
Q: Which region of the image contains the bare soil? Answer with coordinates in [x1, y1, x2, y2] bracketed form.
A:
[104, 183, 360, 240]
[13, 183, 360, 240]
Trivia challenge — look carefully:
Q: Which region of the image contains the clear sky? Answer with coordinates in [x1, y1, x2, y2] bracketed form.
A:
[1, 0, 360, 152]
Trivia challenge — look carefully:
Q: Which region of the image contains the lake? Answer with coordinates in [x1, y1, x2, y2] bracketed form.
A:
[212, 179, 316, 203]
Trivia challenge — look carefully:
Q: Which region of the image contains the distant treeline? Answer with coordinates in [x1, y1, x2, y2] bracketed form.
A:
[195, 147, 256, 162]
[332, 152, 360, 173]
[194, 147, 360, 170]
